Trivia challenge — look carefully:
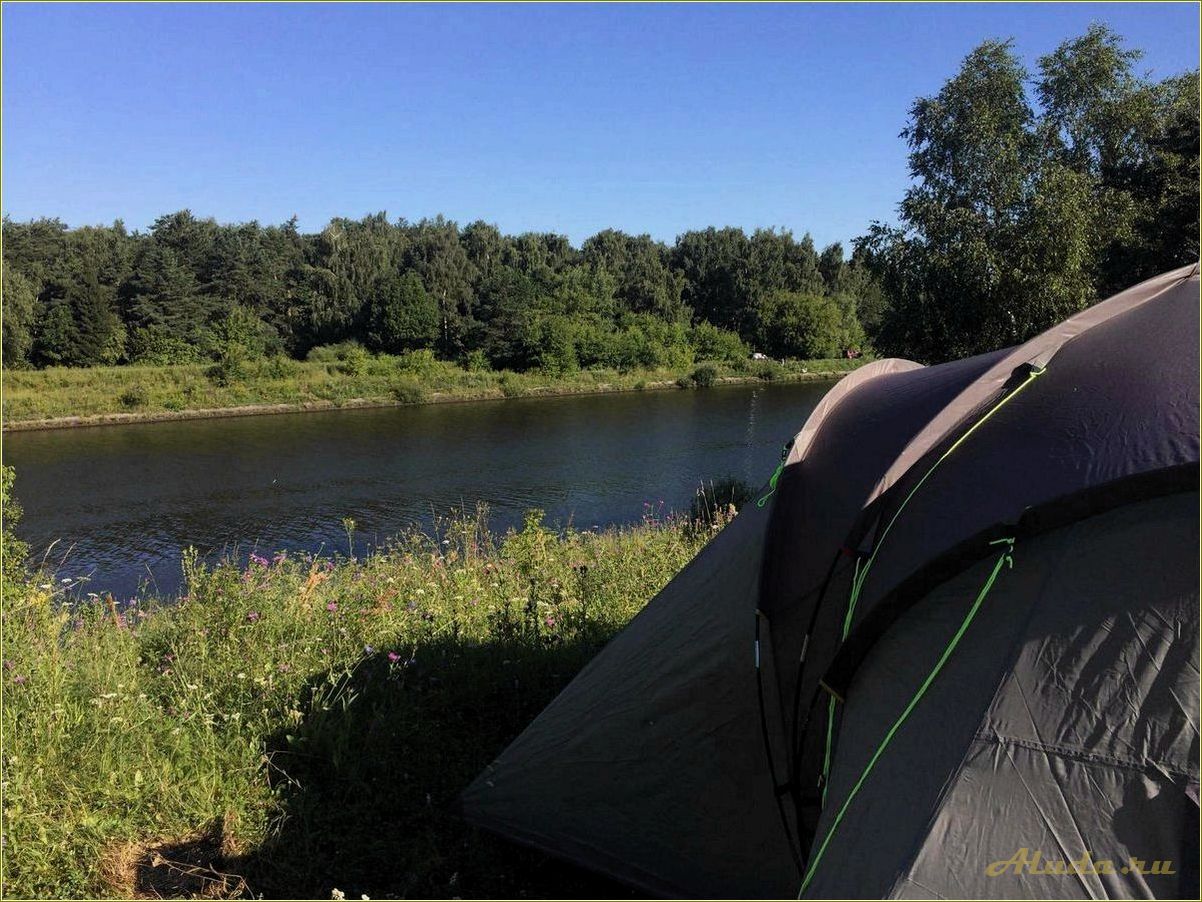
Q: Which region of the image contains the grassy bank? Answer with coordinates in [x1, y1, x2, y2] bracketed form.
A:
[2, 497, 733, 899]
[1, 352, 865, 429]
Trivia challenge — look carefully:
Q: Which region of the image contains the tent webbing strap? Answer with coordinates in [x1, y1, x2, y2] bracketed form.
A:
[816, 363, 1044, 795]
[798, 538, 1016, 898]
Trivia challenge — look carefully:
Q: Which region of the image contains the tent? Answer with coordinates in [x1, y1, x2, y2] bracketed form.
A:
[461, 264, 1201, 899]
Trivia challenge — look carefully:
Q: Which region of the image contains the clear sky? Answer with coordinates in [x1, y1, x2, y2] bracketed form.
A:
[3, 2, 1198, 248]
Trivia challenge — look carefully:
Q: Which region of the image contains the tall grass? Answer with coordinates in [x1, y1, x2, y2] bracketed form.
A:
[2, 501, 728, 898]
[1, 353, 865, 424]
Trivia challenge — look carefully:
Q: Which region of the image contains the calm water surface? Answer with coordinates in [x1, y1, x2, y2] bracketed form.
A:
[4, 381, 832, 599]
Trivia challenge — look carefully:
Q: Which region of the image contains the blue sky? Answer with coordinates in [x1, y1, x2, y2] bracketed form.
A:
[3, 2, 1198, 248]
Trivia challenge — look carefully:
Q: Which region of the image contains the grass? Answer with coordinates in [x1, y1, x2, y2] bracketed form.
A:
[1, 503, 734, 899]
[0, 353, 866, 426]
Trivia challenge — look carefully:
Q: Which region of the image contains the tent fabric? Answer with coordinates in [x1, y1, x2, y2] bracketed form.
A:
[461, 266, 1200, 899]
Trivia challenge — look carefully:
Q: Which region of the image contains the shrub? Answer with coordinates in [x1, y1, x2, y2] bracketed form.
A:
[396, 348, 437, 374]
[689, 322, 747, 362]
[162, 395, 186, 411]
[306, 341, 363, 363]
[690, 364, 719, 388]
[118, 385, 148, 409]
[333, 345, 370, 376]
[462, 349, 489, 372]
[206, 344, 248, 387]
[391, 379, 429, 405]
[126, 326, 202, 366]
[498, 373, 526, 398]
[257, 354, 294, 380]
[754, 360, 782, 381]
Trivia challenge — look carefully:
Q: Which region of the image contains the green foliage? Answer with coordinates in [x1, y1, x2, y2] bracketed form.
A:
[860, 26, 1199, 362]
[366, 271, 439, 354]
[2, 265, 39, 367]
[689, 364, 719, 388]
[390, 378, 429, 404]
[1, 465, 29, 597]
[118, 385, 149, 409]
[755, 291, 846, 359]
[126, 325, 203, 365]
[688, 321, 748, 362]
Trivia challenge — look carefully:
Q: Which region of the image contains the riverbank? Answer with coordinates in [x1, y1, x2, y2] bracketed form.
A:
[2, 499, 727, 899]
[1, 354, 864, 431]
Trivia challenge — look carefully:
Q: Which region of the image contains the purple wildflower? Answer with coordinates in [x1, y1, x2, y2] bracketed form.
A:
[250, 553, 270, 568]
[545, 615, 556, 628]
[326, 602, 338, 612]
[2, 660, 13, 671]
[387, 651, 401, 663]
[364, 645, 375, 655]
[246, 611, 261, 623]
[13, 675, 27, 686]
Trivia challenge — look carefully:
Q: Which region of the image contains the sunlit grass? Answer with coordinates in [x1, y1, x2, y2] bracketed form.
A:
[1, 355, 865, 424]
[2, 504, 730, 898]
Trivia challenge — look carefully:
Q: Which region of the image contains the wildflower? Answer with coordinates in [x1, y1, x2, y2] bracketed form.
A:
[246, 611, 261, 623]
[2, 660, 12, 671]
[250, 554, 270, 567]
[545, 615, 556, 628]
[364, 645, 375, 655]
[387, 651, 401, 664]
[278, 663, 291, 673]
[273, 551, 287, 564]
[326, 602, 338, 612]
[331, 889, 346, 900]
[13, 675, 26, 686]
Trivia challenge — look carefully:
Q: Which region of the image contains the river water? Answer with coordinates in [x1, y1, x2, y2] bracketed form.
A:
[3, 380, 832, 599]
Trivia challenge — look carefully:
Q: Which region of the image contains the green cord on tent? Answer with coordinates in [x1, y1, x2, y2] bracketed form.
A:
[798, 538, 1016, 898]
[816, 364, 1044, 796]
[757, 441, 793, 508]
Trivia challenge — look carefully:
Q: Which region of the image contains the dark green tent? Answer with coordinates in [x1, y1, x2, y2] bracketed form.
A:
[462, 264, 1200, 899]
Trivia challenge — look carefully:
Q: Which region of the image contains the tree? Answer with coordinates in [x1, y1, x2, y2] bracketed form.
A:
[367, 272, 439, 353]
[859, 39, 1098, 361]
[2, 266, 39, 367]
[754, 291, 845, 359]
[862, 28, 1198, 363]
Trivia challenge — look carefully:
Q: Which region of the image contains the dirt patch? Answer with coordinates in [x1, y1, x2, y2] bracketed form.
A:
[101, 817, 248, 899]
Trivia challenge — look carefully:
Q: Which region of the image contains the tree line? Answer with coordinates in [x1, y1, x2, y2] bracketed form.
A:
[0, 212, 877, 374]
[2, 25, 1196, 373]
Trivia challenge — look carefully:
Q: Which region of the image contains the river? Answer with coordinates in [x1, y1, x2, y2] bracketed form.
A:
[3, 380, 833, 599]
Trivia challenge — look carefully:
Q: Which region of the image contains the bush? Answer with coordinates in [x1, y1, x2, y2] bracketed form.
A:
[391, 379, 429, 405]
[206, 344, 249, 387]
[255, 354, 294, 379]
[396, 348, 438, 374]
[118, 385, 149, 409]
[333, 345, 370, 376]
[754, 360, 782, 381]
[126, 326, 202, 366]
[306, 341, 363, 363]
[462, 349, 489, 372]
[498, 373, 527, 398]
[690, 364, 719, 388]
[689, 322, 747, 362]
[162, 395, 186, 411]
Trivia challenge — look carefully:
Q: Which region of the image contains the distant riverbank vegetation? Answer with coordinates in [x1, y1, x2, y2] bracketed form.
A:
[2, 351, 862, 427]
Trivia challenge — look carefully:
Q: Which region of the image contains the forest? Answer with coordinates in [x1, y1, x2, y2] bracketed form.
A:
[2, 25, 1198, 376]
